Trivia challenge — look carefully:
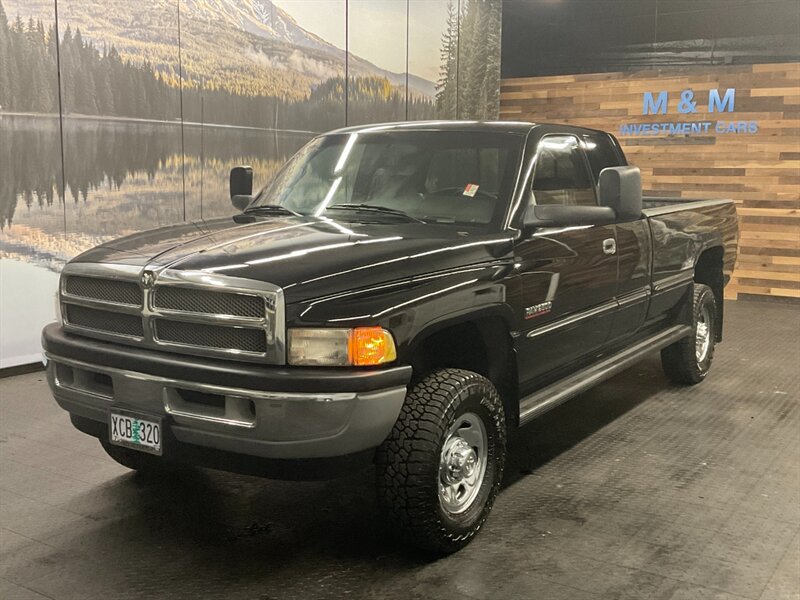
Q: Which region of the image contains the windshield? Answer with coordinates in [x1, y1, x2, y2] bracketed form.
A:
[253, 130, 523, 228]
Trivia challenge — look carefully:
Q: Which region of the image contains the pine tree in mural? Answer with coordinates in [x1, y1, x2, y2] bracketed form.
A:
[482, 0, 502, 118]
[436, 0, 502, 120]
[0, 0, 10, 109]
[435, 0, 459, 119]
[0, 10, 57, 113]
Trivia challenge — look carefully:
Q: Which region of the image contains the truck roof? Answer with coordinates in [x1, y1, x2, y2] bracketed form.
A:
[326, 120, 611, 137]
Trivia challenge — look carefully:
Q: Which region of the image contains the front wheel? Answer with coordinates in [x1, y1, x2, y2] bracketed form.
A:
[661, 283, 717, 385]
[376, 369, 506, 555]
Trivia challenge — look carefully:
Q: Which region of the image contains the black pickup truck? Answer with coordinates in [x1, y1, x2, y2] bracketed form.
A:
[42, 121, 737, 553]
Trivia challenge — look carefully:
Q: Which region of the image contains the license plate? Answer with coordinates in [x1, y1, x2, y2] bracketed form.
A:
[109, 411, 162, 455]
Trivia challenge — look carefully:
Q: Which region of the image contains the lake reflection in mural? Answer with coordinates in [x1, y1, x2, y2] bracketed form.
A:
[0, 115, 311, 270]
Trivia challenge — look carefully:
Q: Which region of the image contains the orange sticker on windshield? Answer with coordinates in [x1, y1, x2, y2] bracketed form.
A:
[463, 184, 480, 197]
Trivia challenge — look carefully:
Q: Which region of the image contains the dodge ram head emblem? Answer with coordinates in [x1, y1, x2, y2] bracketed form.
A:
[140, 270, 156, 288]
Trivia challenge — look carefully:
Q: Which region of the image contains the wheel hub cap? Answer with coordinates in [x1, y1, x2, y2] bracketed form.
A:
[696, 305, 712, 362]
[442, 438, 478, 484]
[438, 412, 488, 514]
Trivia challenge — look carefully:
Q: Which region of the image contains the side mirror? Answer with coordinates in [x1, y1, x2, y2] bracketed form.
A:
[598, 166, 642, 222]
[523, 204, 616, 231]
[230, 165, 253, 212]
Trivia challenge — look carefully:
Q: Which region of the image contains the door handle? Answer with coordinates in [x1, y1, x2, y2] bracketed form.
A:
[603, 238, 616, 255]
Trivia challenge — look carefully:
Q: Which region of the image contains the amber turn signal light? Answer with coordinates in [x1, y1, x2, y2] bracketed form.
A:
[349, 327, 397, 366]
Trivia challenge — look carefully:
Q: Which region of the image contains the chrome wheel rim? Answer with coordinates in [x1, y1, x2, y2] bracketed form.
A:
[438, 412, 488, 514]
[696, 305, 712, 362]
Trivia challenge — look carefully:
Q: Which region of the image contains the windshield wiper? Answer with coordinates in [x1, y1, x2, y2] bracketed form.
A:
[244, 205, 301, 217]
[326, 203, 426, 223]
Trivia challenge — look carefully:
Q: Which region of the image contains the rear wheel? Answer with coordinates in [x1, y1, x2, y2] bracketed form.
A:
[661, 283, 717, 385]
[376, 368, 506, 555]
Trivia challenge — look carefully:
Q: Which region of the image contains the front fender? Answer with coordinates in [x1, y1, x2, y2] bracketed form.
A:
[286, 262, 516, 362]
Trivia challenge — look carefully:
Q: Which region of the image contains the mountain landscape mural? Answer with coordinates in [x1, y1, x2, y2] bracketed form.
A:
[1, 0, 438, 120]
[0, 0, 502, 367]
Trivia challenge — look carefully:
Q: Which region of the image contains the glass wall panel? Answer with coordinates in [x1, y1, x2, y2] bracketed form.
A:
[179, 0, 345, 220]
[56, 0, 185, 254]
[347, 0, 407, 126]
[457, 0, 502, 120]
[0, 0, 64, 366]
[408, 0, 448, 120]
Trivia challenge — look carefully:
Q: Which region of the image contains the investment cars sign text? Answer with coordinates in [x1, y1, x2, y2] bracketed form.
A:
[618, 88, 759, 136]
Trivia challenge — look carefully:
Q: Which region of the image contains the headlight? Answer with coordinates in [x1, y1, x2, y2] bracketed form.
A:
[288, 327, 397, 366]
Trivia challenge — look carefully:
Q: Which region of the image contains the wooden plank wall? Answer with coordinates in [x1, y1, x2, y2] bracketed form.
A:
[500, 63, 800, 300]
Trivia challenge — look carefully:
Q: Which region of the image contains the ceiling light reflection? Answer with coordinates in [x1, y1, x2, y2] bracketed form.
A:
[334, 133, 358, 174]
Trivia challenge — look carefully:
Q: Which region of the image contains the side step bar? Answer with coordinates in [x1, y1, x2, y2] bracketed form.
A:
[518, 325, 692, 426]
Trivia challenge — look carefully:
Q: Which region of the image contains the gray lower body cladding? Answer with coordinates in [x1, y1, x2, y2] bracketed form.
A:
[42, 324, 410, 471]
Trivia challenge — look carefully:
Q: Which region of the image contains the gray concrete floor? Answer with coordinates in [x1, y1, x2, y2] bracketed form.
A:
[1, 299, 798, 600]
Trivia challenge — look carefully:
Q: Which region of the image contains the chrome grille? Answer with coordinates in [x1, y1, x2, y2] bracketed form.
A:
[65, 275, 142, 306]
[153, 286, 263, 318]
[155, 320, 267, 353]
[59, 264, 284, 364]
[64, 305, 144, 338]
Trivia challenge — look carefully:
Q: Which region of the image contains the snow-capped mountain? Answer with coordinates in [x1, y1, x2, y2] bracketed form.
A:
[181, 0, 436, 96]
[182, 0, 337, 55]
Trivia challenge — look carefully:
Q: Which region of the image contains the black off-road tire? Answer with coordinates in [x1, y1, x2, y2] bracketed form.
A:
[376, 368, 506, 555]
[661, 283, 717, 385]
[100, 440, 170, 475]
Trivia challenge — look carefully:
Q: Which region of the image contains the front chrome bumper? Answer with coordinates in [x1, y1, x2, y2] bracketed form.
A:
[45, 353, 407, 460]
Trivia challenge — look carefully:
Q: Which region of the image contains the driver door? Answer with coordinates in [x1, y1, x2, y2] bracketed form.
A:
[514, 135, 618, 387]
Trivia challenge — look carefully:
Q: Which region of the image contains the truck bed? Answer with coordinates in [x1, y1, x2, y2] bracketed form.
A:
[642, 196, 735, 214]
[642, 196, 738, 290]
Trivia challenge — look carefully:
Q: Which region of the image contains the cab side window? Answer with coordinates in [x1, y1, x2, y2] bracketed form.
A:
[531, 135, 596, 206]
[583, 133, 624, 183]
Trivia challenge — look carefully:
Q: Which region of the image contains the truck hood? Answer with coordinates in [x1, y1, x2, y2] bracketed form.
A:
[72, 216, 513, 303]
